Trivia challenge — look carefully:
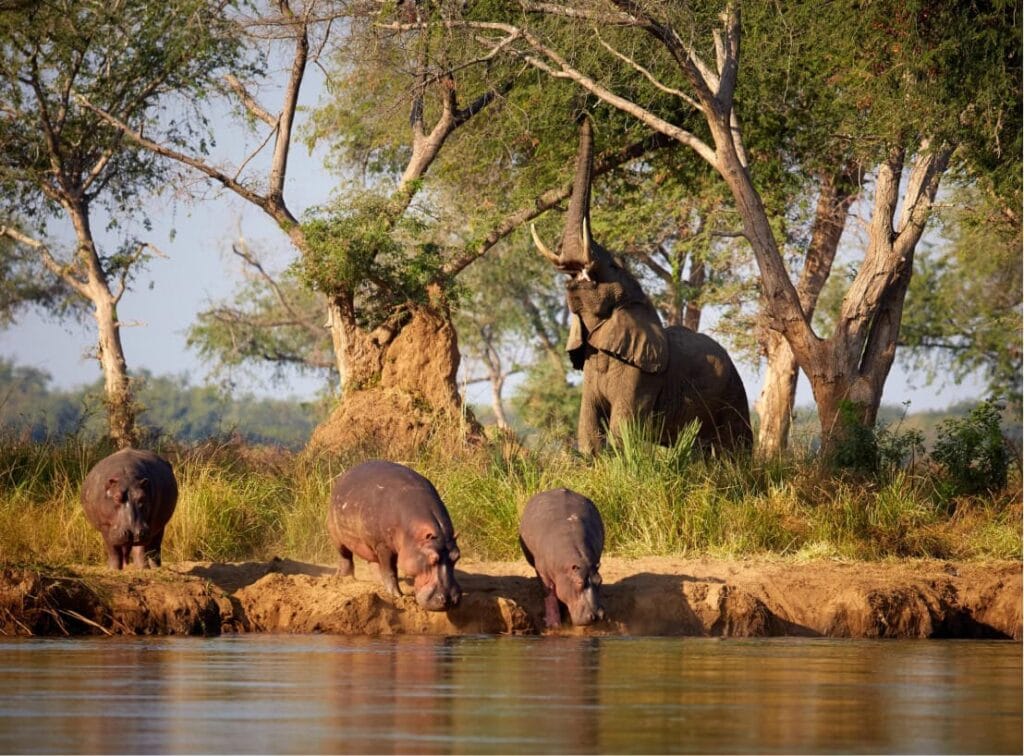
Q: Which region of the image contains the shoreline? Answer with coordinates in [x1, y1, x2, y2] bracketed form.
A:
[1, 557, 1020, 640]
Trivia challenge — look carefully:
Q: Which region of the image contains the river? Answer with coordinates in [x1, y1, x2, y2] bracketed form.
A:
[0, 635, 1019, 754]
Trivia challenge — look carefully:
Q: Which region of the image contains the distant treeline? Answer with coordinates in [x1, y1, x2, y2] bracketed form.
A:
[0, 359, 327, 449]
[1, 357, 1016, 451]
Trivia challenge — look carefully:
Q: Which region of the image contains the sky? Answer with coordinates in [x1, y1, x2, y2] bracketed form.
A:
[0, 66, 985, 415]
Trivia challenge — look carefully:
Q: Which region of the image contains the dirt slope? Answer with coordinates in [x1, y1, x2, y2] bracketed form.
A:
[1, 557, 1019, 639]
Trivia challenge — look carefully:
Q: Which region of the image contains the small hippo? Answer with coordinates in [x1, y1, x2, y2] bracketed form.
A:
[519, 488, 606, 628]
[80, 448, 178, 570]
[326, 460, 461, 612]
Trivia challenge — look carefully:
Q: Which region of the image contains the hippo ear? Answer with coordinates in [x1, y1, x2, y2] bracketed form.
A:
[587, 304, 668, 374]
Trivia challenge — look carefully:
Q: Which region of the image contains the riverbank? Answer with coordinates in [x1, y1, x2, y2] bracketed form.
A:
[2, 557, 1019, 639]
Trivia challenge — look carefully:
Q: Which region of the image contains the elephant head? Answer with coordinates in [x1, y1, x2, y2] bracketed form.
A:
[532, 117, 668, 375]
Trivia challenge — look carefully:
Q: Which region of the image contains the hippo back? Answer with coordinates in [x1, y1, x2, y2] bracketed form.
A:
[328, 459, 455, 541]
[519, 488, 604, 572]
[81, 448, 178, 530]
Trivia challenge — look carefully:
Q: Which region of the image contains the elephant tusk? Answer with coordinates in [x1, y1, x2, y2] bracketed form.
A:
[581, 217, 596, 275]
[531, 224, 561, 266]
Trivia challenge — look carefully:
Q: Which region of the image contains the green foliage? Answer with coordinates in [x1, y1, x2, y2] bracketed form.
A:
[187, 255, 338, 387]
[603, 417, 701, 480]
[901, 183, 1023, 407]
[932, 400, 1011, 495]
[510, 360, 580, 443]
[0, 0, 249, 223]
[299, 193, 454, 329]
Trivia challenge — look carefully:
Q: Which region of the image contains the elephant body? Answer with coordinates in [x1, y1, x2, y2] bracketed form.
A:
[533, 116, 752, 454]
[577, 323, 752, 455]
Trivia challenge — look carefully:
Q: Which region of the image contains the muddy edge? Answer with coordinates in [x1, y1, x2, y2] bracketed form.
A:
[1, 557, 1020, 640]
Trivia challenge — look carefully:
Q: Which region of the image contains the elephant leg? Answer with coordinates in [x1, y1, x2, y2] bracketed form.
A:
[577, 394, 606, 456]
[607, 367, 656, 442]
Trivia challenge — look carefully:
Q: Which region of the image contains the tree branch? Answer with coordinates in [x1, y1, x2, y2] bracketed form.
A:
[442, 130, 676, 277]
[222, 73, 278, 127]
[0, 225, 90, 297]
[74, 94, 295, 226]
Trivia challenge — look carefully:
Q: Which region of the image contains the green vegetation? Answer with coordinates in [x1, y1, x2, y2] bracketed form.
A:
[0, 359, 326, 449]
[1, 422, 1018, 568]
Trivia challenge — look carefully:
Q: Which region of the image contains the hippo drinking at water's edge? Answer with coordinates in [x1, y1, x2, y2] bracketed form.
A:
[519, 488, 606, 628]
[326, 460, 462, 612]
[81, 448, 178, 570]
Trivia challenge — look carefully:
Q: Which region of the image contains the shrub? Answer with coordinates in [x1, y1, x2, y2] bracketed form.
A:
[932, 400, 1011, 495]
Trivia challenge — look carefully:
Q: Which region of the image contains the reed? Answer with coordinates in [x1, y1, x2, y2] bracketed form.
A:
[0, 429, 1018, 567]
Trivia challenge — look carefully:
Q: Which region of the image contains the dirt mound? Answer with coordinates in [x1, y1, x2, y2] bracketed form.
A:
[309, 307, 481, 457]
[0, 557, 1019, 639]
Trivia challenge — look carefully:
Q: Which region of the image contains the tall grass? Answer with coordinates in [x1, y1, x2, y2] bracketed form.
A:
[0, 427, 1019, 567]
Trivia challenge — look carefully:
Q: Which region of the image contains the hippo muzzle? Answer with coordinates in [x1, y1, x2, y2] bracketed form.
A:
[567, 578, 605, 627]
[414, 560, 462, 612]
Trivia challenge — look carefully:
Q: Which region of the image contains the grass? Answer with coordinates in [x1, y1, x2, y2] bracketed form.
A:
[0, 423, 1020, 568]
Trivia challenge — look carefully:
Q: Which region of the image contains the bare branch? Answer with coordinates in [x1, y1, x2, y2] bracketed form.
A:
[222, 73, 278, 127]
[0, 224, 90, 297]
[74, 94, 294, 226]
[267, 3, 309, 202]
[442, 130, 676, 277]
[520, 1, 636, 25]
[595, 30, 702, 111]
[230, 237, 324, 341]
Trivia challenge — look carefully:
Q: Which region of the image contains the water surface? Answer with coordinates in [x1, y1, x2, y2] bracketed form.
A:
[0, 635, 1019, 754]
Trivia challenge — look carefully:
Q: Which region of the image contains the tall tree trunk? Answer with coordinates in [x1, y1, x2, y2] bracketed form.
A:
[66, 211, 139, 448]
[92, 294, 137, 448]
[755, 331, 799, 455]
[756, 171, 857, 454]
[682, 259, 705, 331]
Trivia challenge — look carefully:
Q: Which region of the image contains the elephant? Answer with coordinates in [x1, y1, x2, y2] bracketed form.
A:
[531, 116, 752, 455]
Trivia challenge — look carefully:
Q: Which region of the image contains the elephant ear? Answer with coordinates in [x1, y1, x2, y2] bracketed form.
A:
[588, 304, 668, 374]
[566, 314, 587, 370]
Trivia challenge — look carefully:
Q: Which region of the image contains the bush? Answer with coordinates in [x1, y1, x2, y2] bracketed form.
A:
[932, 400, 1011, 495]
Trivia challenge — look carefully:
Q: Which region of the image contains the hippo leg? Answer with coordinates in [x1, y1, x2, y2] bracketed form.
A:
[542, 582, 562, 628]
[129, 545, 147, 569]
[104, 542, 125, 570]
[374, 546, 402, 598]
[144, 530, 165, 568]
[336, 545, 354, 577]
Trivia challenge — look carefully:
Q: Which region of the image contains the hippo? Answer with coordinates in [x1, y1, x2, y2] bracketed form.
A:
[80, 448, 178, 570]
[326, 460, 462, 612]
[519, 488, 606, 628]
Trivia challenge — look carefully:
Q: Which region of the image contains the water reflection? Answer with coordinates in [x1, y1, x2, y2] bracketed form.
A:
[0, 636, 1019, 754]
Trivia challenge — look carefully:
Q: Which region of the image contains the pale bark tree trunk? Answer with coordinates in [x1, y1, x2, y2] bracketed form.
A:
[756, 171, 856, 454]
[682, 259, 705, 332]
[68, 205, 138, 448]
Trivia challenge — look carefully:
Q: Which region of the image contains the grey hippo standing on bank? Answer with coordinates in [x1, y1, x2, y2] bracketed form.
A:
[519, 488, 606, 628]
[326, 460, 462, 612]
[80, 448, 178, 570]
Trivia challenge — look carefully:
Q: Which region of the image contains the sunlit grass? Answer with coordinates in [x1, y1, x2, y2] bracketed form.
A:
[0, 428, 1019, 567]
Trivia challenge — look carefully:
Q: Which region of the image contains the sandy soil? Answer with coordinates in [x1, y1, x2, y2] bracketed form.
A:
[1, 557, 1019, 639]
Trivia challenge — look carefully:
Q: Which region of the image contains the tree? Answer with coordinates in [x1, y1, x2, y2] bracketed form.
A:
[900, 182, 1022, 408]
[187, 236, 338, 387]
[0, 0, 245, 446]
[431, 0, 1020, 451]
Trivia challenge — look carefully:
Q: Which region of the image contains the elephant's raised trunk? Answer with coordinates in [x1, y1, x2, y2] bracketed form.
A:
[532, 116, 596, 272]
[560, 115, 594, 269]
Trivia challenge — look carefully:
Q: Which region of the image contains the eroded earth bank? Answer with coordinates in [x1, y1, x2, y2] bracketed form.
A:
[1, 557, 1020, 639]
